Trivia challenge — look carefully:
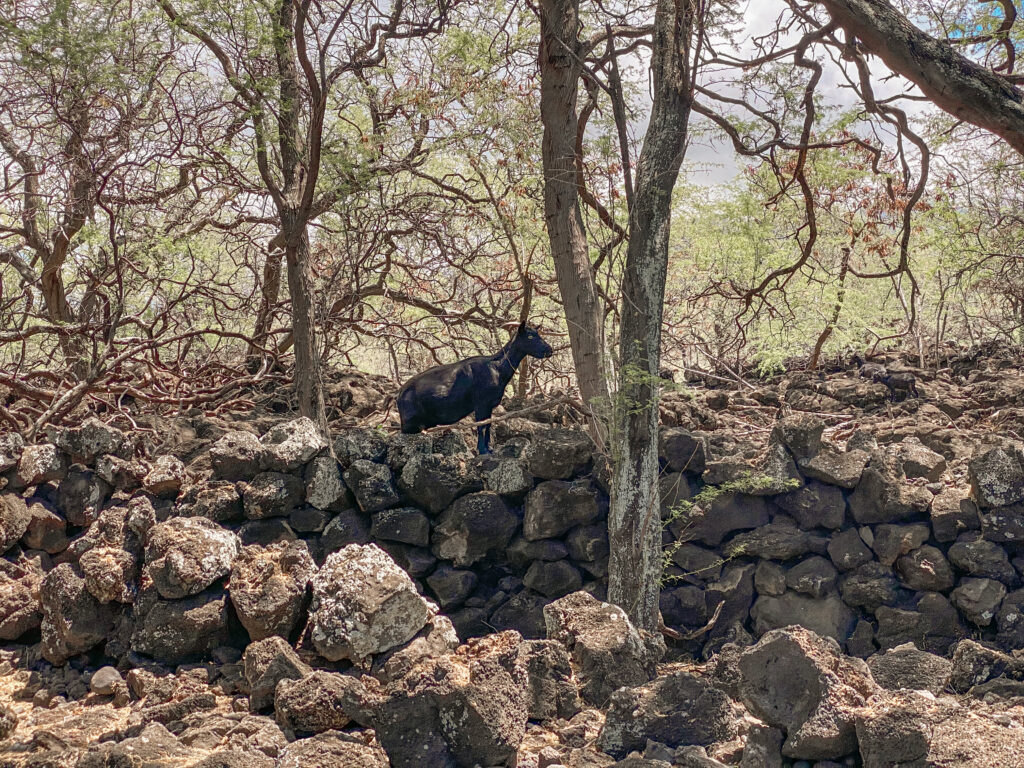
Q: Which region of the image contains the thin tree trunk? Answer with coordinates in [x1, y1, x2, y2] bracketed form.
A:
[283, 215, 329, 435]
[808, 246, 851, 370]
[538, 0, 611, 447]
[608, 0, 698, 632]
[249, 235, 284, 368]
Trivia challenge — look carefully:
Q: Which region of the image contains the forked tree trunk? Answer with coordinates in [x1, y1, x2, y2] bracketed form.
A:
[538, 0, 611, 447]
[607, 0, 698, 632]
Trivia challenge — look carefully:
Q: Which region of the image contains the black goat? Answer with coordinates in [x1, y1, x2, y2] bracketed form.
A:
[880, 371, 920, 401]
[852, 354, 888, 383]
[397, 323, 554, 454]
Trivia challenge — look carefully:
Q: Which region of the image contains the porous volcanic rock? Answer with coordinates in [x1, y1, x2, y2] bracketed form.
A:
[737, 626, 878, 760]
[308, 543, 429, 662]
[597, 671, 737, 759]
[375, 631, 528, 768]
[543, 591, 663, 707]
[230, 540, 315, 640]
[40, 563, 117, 665]
[145, 516, 240, 599]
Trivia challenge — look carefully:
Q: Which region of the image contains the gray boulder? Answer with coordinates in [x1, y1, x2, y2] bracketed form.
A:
[737, 626, 877, 760]
[241, 472, 305, 519]
[230, 540, 315, 641]
[131, 590, 231, 663]
[309, 543, 429, 662]
[524, 480, 600, 541]
[750, 592, 855, 643]
[0, 493, 30, 553]
[798, 446, 869, 489]
[970, 444, 1024, 508]
[145, 516, 240, 599]
[398, 453, 481, 513]
[930, 488, 980, 542]
[260, 417, 327, 472]
[517, 639, 582, 721]
[304, 455, 349, 510]
[867, 642, 952, 694]
[597, 672, 736, 759]
[343, 460, 400, 513]
[432, 491, 518, 566]
[526, 429, 593, 479]
[211, 430, 267, 480]
[951, 577, 1006, 626]
[16, 443, 66, 486]
[275, 671, 379, 733]
[375, 631, 527, 768]
[142, 455, 186, 498]
[56, 465, 110, 526]
[0, 432, 24, 472]
[276, 731, 389, 768]
[243, 635, 312, 712]
[40, 563, 117, 665]
[544, 591, 663, 707]
[774, 481, 845, 530]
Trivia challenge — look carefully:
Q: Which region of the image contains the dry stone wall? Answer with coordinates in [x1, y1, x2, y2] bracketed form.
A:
[1, 407, 1024, 667]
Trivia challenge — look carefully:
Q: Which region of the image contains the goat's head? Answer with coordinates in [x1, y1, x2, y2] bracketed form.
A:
[513, 322, 554, 359]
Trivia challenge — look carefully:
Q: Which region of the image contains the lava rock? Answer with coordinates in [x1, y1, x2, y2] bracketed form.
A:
[970, 444, 1024, 508]
[737, 626, 877, 760]
[750, 591, 855, 643]
[175, 481, 244, 522]
[871, 523, 930, 566]
[524, 560, 583, 599]
[371, 507, 430, 547]
[517, 639, 582, 722]
[398, 453, 481, 513]
[425, 566, 478, 609]
[0, 493, 30, 553]
[16, 443, 67, 486]
[240, 635, 312, 713]
[723, 523, 820, 561]
[432, 491, 518, 566]
[309, 543, 429, 662]
[524, 480, 600, 541]
[241, 472, 305, 519]
[840, 562, 908, 612]
[40, 563, 117, 665]
[774, 481, 846, 530]
[142, 454, 187, 498]
[304, 455, 349, 511]
[867, 642, 952, 695]
[131, 590, 231, 663]
[660, 429, 708, 474]
[211, 431, 267, 480]
[675, 492, 769, 547]
[951, 577, 1006, 626]
[376, 631, 528, 768]
[145, 516, 240, 599]
[895, 545, 955, 592]
[930, 489, 981, 542]
[56, 465, 110, 526]
[798, 446, 869, 489]
[260, 417, 327, 472]
[526, 429, 593, 479]
[597, 671, 736, 759]
[230, 540, 315, 641]
[333, 428, 388, 467]
[544, 591, 663, 707]
[343, 460, 400, 513]
[275, 670, 379, 733]
[827, 528, 874, 572]
[848, 465, 931, 525]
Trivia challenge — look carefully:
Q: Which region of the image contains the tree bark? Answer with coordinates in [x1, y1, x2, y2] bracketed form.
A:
[283, 214, 329, 435]
[817, 0, 1024, 155]
[607, 0, 697, 632]
[538, 0, 611, 446]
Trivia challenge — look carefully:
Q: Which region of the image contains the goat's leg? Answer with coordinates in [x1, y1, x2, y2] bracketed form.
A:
[474, 405, 493, 455]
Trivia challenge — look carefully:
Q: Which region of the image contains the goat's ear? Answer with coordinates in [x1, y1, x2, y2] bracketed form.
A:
[517, 321, 527, 333]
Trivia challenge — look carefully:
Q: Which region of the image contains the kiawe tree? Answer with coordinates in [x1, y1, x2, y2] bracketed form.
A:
[158, 0, 450, 435]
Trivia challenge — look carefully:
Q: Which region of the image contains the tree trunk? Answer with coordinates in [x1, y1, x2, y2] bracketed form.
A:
[248, 235, 285, 369]
[283, 214, 329, 435]
[607, 0, 697, 632]
[538, 0, 611, 447]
